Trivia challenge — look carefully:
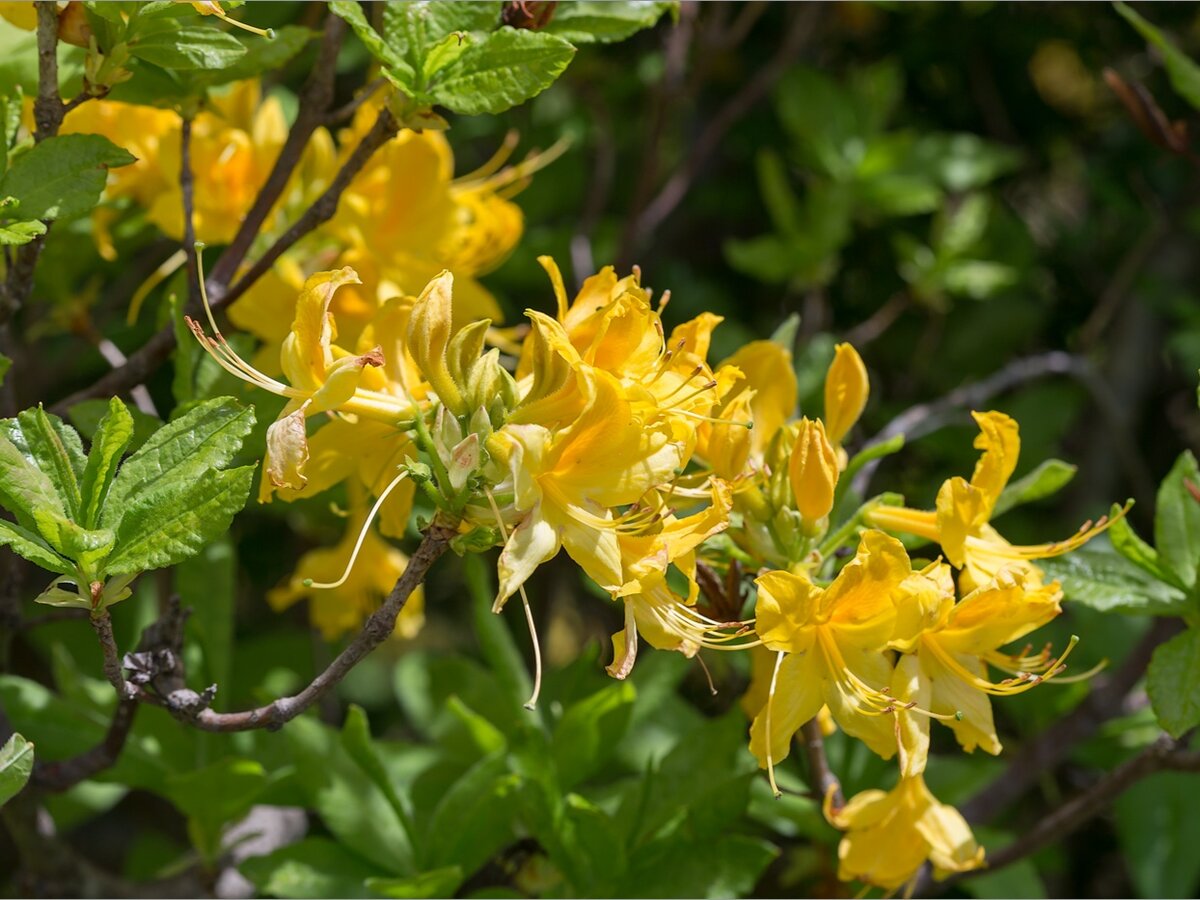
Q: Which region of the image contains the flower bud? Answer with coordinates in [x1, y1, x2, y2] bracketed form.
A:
[824, 343, 869, 448]
[789, 417, 838, 525]
[406, 271, 466, 415]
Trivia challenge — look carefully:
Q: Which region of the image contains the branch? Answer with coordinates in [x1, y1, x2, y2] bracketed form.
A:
[179, 115, 199, 311]
[622, 3, 817, 257]
[49, 107, 399, 415]
[960, 617, 1183, 826]
[32, 1, 64, 141]
[0, 1, 65, 324]
[799, 719, 844, 814]
[32, 698, 137, 792]
[850, 351, 1157, 508]
[90, 610, 138, 701]
[953, 734, 1200, 884]
[206, 12, 346, 290]
[117, 523, 453, 732]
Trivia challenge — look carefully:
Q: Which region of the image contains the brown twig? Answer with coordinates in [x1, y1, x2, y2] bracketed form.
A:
[110, 523, 453, 733]
[944, 734, 1200, 889]
[206, 12, 346, 290]
[90, 610, 137, 701]
[324, 77, 386, 126]
[180, 116, 199, 311]
[850, 350, 1156, 509]
[959, 617, 1182, 826]
[799, 719, 844, 814]
[0, 2, 65, 325]
[49, 106, 398, 416]
[621, 3, 817, 260]
[842, 292, 910, 348]
[32, 698, 138, 792]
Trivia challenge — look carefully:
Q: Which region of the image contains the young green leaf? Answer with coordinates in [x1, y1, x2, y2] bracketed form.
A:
[365, 868, 465, 900]
[129, 19, 249, 71]
[239, 837, 383, 900]
[1154, 450, 1200, 589]
[384, 0, 502, 82]
[0, 432, 67, 530]
[79, 397, 135, 530]
[101, 396, 255, 530]
[14, 406, 86, 519]
[0, 220, 46, 246]
[544, 1, 673, 45]
[991, 458, 1077, 518]
[340, 705, 418, 854]
[0, 135, 135, 221]
[0, 732, 34, 808]
[28, 509, 114, 575]
[426, 28, 575, 116]
[329, 0, 415, 86]
[103, 464, 254, 576]
[1146, 626, 1200, 738]
[0, 519, 73, 575]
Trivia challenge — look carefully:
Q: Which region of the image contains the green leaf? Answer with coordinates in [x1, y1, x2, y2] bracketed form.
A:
[1116, 3, 1200, 111]
[329, 0, 414, 85]
[0, 732, 34, 807]
[102, 396, 255, 530]
[163, 757, 269, 862]
[129, 19, 249, 71]
[67, 398, 160, 453]
[465, 553, 532, 713]
[425, 750, 517, 876]
[427, 28, 575, 116]
[194, 25, 314, 87]
[992, 458, 1077, 518]
[341, 705, 418, 853]
[78, 398, 134, 529]
[11, 406, 86, 519]
[1147, 627, 1200, 738]
[0, 135, 135, 221]
[365, 868, 465, 899]
[544, 1, 672, 44]
[1110, 514, 1187, 591]
[1040, 547, 1192, 617]
[285, 716, 416, 875]
[0, 432, 67, 531]
[552, 681, 636, 790]
[103, 465, 254, 576]
[1115, 769, 1200, 898]
[177, 535, 234, 689]
[0, 518, 73, 574]
[619, 834, 778, 899]
[1155, 451, 1200, 588]
[0, 219, 46, 246]
[240, 837, 382, 900]
[384, 1, 502, 77]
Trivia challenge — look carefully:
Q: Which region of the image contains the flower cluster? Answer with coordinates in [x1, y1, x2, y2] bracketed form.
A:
[191, 249, 1123, 891]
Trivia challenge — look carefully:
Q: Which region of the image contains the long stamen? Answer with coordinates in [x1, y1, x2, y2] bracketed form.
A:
[305, 469, 410, 590]
[486, 488, 543, 709]
[766, 650, 786, 799]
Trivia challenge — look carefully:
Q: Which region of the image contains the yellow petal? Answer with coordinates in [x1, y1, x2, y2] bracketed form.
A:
[281, 267, 362, 392]
[748, 650, 824, 770]
[824, 343, 869, 446]
[967, 410, 1020, 515]
[261, 404, 310, 500]
[719, 340, 797, 457]
[405, 269, 465, 414]
[753, 570, 821, 653]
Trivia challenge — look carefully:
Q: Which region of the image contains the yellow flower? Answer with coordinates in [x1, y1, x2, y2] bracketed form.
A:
[268, 504, 424, 641]
[824, 342, 869, 455]
[748, 531, 914, 775]
[789, 417, 838, 525]
[899, 563, 1068, 756]
[829, 772, 984, 890]
[606, 481, 743, 678]
[868, 410, 1122, 590]
[491, 367, 682, 607]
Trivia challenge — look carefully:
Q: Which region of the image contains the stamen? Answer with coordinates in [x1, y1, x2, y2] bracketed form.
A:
[695, 653, 718, 696]
[128, 248, 187, 323]
[304, 469, 411, 590]
[766, 650, 785, 799]
[486, 488, 543, 709]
